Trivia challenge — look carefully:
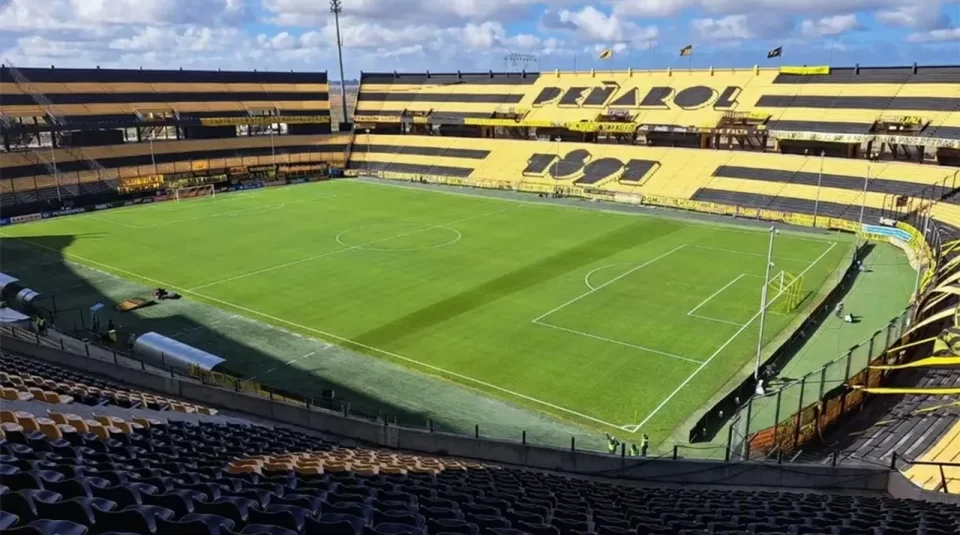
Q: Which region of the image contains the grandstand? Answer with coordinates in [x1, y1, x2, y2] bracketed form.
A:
[3, 60, 960, 515]
[0, 65, 346, 217]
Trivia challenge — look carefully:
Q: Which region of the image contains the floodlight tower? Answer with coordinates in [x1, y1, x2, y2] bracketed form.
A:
[330, 0, 349, 125]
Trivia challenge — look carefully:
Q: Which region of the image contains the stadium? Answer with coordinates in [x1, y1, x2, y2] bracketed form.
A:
[1, 12, 960, 535]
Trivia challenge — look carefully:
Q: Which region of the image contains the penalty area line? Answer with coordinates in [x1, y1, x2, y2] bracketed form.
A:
[625, 240, 839, 433]
[2, 232, 625, 431]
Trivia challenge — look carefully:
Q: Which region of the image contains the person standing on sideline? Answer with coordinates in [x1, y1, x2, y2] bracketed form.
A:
[640, 434, 650, 457]
[835, 301, 844, 318]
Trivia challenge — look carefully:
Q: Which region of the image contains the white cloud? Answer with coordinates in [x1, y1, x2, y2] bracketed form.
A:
[614, 0, 695, 18]
[906, 27, 960, 42]
[109, 26, 244, 52]
[559, 6, 627, 42]
[691, 15, 755, 42]
[1, 0, 957, 75]
[546, 6, 659, 46]
[876, 2, 951, 30]
[800, 14, 861, 37]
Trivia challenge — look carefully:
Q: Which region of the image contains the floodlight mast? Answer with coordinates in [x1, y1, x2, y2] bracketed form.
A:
[330, 0, 349, 126]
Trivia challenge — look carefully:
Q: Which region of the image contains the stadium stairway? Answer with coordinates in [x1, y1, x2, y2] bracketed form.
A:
[801, 366, 960, 487]
[3, 348, 960, 534]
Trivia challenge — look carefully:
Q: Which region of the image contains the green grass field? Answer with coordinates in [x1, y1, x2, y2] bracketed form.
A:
[0, 180, 854, 441]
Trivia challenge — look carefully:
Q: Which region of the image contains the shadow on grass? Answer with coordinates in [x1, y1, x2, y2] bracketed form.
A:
[1, 233, 435, 429]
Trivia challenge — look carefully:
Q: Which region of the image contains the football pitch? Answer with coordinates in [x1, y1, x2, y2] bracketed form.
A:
[1, 180, 854, 440]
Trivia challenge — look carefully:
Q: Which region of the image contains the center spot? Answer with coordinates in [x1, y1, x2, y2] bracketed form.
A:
[336, 223, 461, 251]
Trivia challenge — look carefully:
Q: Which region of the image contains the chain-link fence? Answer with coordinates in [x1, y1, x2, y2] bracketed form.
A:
[727, 306, 914, 460]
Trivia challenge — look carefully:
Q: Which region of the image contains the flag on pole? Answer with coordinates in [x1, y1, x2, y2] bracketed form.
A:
[679, 44, 693, 57]
[767, 46, 783, 59]
[598, 49, 613, 60]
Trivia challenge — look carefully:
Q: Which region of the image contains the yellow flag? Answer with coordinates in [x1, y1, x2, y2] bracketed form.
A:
[598, 49, 613, 60]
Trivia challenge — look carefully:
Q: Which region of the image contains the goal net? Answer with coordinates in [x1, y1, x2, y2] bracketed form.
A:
[174, 184, 215, 202]
[766, 270, 805, 313]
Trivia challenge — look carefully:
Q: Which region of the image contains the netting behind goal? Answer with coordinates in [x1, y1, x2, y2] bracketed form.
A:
[766, 271, 805, 313]
[174, 185, 215, 202]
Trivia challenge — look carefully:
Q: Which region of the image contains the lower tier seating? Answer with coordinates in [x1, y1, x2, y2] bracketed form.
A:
[3, 412, 960, 535]
[348, 135, 955, 228]
[0, 352, 214, 414]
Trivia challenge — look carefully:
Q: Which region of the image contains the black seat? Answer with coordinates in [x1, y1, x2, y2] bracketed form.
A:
[246, 508, 301, 533]
[143, 492, 197, 519]
[312, 514, 367, 535]
[92, 485, 143, 508]
[428, 519, 478, 535]
[25, 519, 88, 535]
[374, 523, 424, 535]
[93, 508, 157, 535]
[466, 513, 509, 531]
[0, 510, 19, 530]
[517, 522, 560, 535]
[36, 496, 116, 525]
[0, 490, 62, 524]
[241, 524, 297, 535]
[373, 510, 423, 528]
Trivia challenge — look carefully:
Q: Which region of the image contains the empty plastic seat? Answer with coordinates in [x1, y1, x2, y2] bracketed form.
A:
[0, 510, 20, 530]
[241, 524, 297, 535]
[24, 519, 88, 535]
[36, 497, 116, 525]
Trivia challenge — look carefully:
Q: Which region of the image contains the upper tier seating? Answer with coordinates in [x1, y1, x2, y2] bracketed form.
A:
[2, 350, 960, 535]
[0, 66, 330, 120]
[356, 67, 960, 142]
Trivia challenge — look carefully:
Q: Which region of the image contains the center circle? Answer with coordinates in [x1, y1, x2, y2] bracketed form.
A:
[336, 223, 462, 251]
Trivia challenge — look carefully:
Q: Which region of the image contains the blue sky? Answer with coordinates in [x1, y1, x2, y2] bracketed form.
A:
[1, 0, 957, 77]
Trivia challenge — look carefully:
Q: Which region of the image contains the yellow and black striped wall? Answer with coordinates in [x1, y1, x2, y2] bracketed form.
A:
[0, 66, 347, 208]
[355, 66, 960, 151]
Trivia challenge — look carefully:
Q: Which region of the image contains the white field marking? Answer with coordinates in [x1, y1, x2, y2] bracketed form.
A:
[686, 244, 814, 263]
[336, 224, 462, 251]
[687, 274, 747, 317]
[87, 194, 336, 230]
[688, 314, 746, 327]
[625, 240, 839, 433]
[2, 231, 625, 430]
[351, 178, 838, 243]
[87, 214, 141, 229]
[532, 319, 703, 365]
[532, 244, 687, 323]
[583, 262, 643, 291]
[286, 351, 317, 365]
[189, 206, 513, 291]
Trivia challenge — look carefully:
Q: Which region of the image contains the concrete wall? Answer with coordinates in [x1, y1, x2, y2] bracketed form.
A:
[2, 333, 892, 493]
[887, 472, 960, 504]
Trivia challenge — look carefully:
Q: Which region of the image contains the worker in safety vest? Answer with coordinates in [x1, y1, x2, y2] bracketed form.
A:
[605, 433, 620, 454]
[629, 443, 640, 456]
[640, 434, 650, 457]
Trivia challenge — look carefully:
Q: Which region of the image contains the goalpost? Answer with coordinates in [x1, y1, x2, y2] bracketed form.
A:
[766, 270, 805, 313]
[173, 184, 216, 202]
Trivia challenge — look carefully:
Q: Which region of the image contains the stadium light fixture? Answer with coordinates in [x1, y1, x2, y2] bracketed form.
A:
[330, 0, 349, 127]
